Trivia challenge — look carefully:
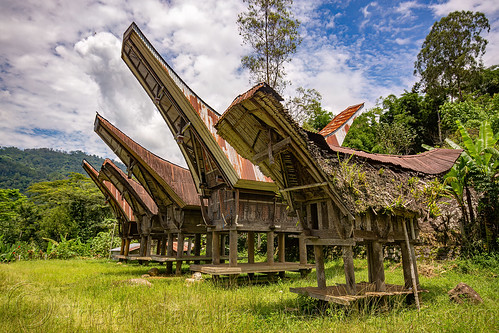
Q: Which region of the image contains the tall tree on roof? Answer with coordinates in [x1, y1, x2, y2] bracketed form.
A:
[414, 11, 490, 102]
[237, 0, 301, 93]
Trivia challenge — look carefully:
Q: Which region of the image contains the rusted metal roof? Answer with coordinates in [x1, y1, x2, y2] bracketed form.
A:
[319, 103, 364, 147]
[307, 131, 463, 175]
[82, 159, 135, 222]
[121, 23, 272, 186]
[102, 159, 159, 215]
[95, 114, 200, 207]
[220, 83, 462, 176]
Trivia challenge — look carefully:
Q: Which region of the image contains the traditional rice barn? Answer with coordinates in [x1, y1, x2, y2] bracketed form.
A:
[216, 83, 462, 305]
[120, 23, 313, 278]
[82, 159, 138, 256]
[319, 103, 364, 147]
[94, 114, 208, 273]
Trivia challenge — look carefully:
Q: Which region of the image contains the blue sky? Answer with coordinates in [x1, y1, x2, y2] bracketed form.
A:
[0, 0, 498, 166]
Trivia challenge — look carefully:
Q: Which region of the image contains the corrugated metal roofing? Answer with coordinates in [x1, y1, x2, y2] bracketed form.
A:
[95, 114, 200, 207]
[223, 83, 462, 176]
[319, 103, 364, 137]
[121, 23, 272, 185]
[307, 131, 463, 175]
[102, 159, 159, 215]
[82, 159, 135, 222]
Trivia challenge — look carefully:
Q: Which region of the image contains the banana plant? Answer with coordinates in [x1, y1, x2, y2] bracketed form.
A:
[445, 120, 499, 248]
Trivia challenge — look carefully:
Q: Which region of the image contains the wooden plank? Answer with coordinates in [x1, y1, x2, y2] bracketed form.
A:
[253, 137, 291, 164]
[279, 182, 328, 193]
[190, 262, 314, 275]
[342, 246, 356, 295]
[247, 231, 255, 264]
[305, 238, 355, 246]
[314, 245, 326, 289]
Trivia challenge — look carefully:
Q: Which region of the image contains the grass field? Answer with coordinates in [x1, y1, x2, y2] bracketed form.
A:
[0, 257, 497, 332]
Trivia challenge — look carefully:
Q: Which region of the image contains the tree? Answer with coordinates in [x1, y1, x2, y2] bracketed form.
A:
[414, 11, 490, 102]
[286, 87, 332, 131]
[237, 0, 301, 93]
[27, 173, 112, 242]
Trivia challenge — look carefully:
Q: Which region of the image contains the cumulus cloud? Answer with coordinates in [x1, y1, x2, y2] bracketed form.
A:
[1, 0, 498, 167]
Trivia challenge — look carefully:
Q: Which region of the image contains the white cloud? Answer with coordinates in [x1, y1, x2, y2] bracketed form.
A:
[395, 1, 423, 19]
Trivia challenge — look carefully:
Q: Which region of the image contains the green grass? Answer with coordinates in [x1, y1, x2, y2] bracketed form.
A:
[0, 258, 497, 332]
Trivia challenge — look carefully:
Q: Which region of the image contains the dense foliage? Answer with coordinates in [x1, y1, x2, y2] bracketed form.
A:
[0, 147, 124, 193]
[0, 171, 119, 262]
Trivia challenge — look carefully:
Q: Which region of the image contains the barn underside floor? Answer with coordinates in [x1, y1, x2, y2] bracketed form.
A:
[189, 262, 314, 275]
[113, 254, 213, 262]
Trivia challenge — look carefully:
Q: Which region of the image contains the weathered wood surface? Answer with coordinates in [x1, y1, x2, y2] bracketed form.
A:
[190, 262, 314, 275]
[113, 254, 215, 262]
[290, 282, 428, 306]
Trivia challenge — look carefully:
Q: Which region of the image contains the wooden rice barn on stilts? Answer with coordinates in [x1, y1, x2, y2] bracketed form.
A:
[94, 114, 208, 274]
[120, 23, 313, 280]
[216, 83, 462, 305]
[82, 159, 139, 256]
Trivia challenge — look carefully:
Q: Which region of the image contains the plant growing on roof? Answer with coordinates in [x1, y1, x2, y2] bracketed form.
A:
[237, 0, 301, 93]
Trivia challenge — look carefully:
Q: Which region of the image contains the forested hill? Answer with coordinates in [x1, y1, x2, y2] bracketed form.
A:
[0, 147, 125, 193]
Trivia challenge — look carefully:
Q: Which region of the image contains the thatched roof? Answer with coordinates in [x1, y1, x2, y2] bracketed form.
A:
[217, 83, 462, 216]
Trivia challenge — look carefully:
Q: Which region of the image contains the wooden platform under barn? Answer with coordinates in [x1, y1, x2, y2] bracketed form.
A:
[189, 262, 314, 275]
[113, 254, 213, 262]
[290, 282, 427, 306]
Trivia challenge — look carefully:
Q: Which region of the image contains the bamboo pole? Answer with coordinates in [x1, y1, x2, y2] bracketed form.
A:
[402, 219, 420, 311]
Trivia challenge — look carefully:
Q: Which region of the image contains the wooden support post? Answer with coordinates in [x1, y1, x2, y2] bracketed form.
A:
[145, 235, 152, 257]
[367, 242, 374, 283]
[342, 245, 356, 295]
[120, 238, 125, 255]
[400, 242, 412, 289]
[371, 241, 386, 292]
[229, 229, 238, 267]
[220, 234, 226, 264]
[176, 232, 184, 276]
[140, 236, 146, 257]
[278, 233, 286, 278]
[402, 219, 420, 311]
[314, 245, 326, 289]
[212, 231, 220, 265]
[205, 233, 212, 256]
[194, 234, 201, 264]
[160, 235, 167, 256]
[156, 238, 162, 255]
[267, 231, 274, 264]
[299, 235, 307, 265]
[247, 232, 255, 264]
[166, 233, 173, 274]
[124, 238, 131, 256]
[278, 233, 285, 262]
[187, 237, 193, 256]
